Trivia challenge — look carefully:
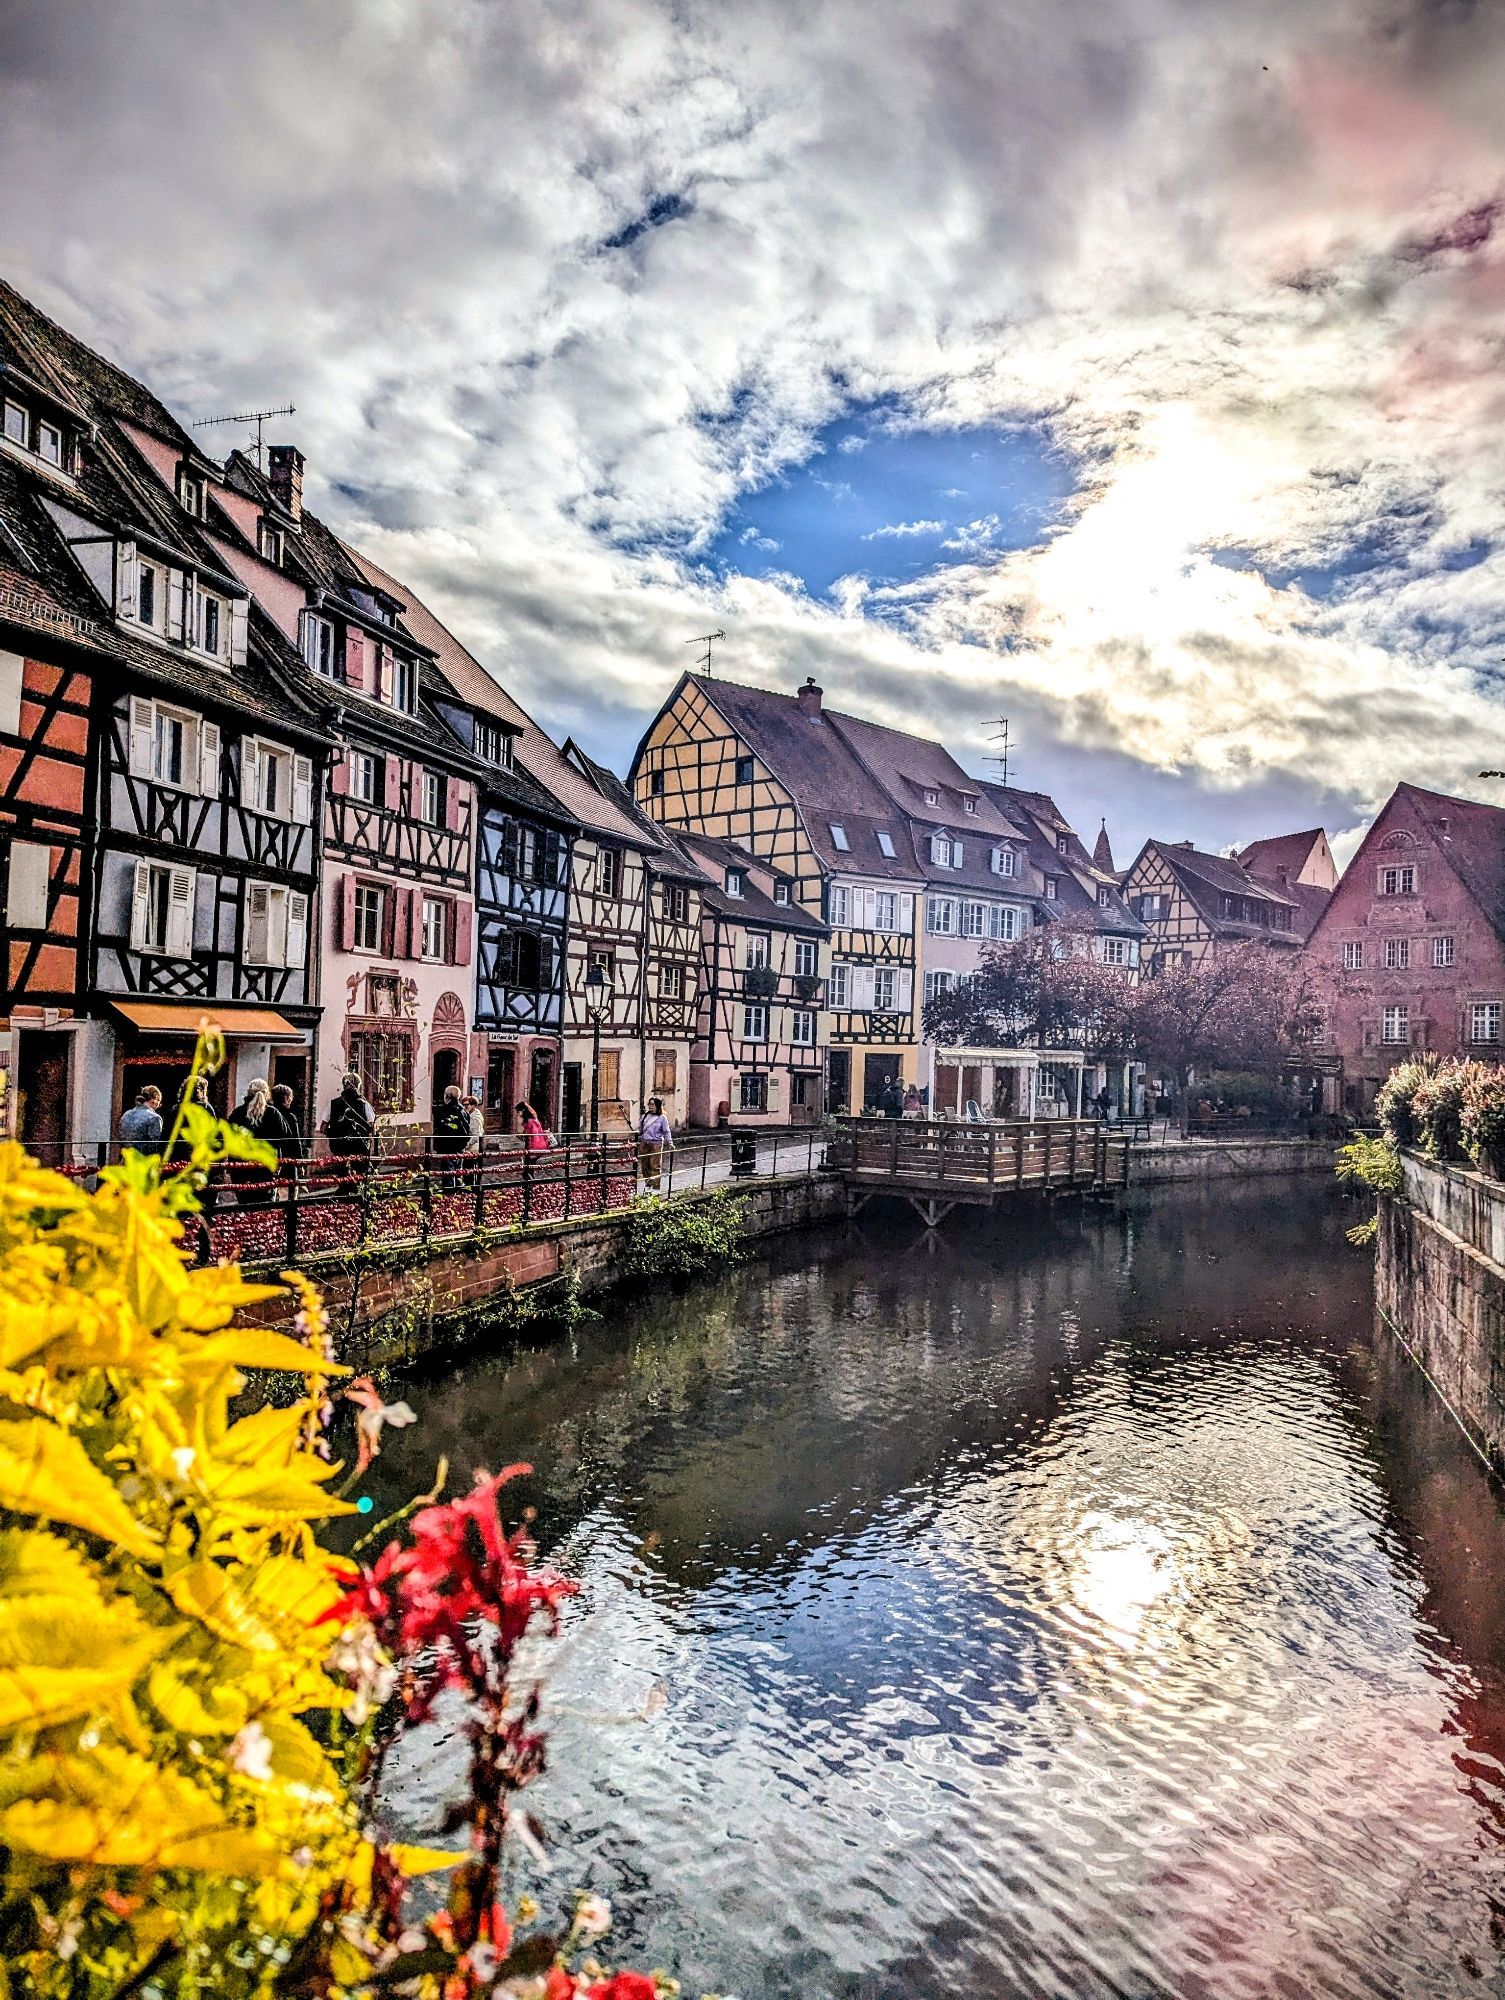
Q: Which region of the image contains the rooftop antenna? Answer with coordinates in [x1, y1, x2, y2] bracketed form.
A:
[191, 404, 296, 472]
[985, 717, 1012, 787]
[686, 628, 726, 676]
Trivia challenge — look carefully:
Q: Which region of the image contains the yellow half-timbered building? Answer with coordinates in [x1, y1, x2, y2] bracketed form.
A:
[1121, 838, 1301, 973]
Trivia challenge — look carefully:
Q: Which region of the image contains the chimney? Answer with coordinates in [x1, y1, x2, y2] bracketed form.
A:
[268, 444, 304, 524]
[796, 675, 823, 719]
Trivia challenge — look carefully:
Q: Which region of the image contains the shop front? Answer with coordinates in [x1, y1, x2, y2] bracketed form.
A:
[101, 1000, 313, 1137]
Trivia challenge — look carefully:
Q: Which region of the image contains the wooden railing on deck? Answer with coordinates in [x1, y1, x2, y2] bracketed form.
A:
[828, 1117, 1128, 1193]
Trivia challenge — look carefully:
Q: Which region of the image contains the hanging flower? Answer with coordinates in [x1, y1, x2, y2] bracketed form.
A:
[345, 1374, 419, 1472]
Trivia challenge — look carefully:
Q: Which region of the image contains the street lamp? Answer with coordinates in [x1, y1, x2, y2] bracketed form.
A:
[585, 962, 609, 1134]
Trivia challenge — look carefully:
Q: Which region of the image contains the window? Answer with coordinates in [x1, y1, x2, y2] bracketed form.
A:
[3, 401, 26, 446]
[930, 833, 959, 867]
[1343, 941, 1364, 970]
[5, 841, 50, 928]
[874, 891, 897, 931]
[1056, 833, 1069, 855]
[258, 521, 283, 564]
[725, 868, 744, 899]
[829, 963, 850, 1007]
[876, 830, 896, 858]
[1472, 1003, 1503, 1045]
[828, 823, 851, 852]
[1381, 1005, 1409, 1045]
[1101, 937, 1132, 966]
[654, 1047, 678, 1093]
[127, 696, 218, 796]
[130, 860, 195, 957]
[589, 948, 616, 986]
[660, 963, 685, 1000]
[927, 896, 956, 935]
[793, 938, 817, 978]
[244, 883, 309, 969]
[1135, 892, 1164, 920]
[734, 754, 754, 785]
[243, 739, 312, 821]
[597, 849, 620, 896]
[791, 1009, 815, 1045]
[153, 706, 188, 788]
[199, 593, 223, 659]
[138, 563, 158, 630]
[648, 767, 664, 796]
[389, 654, 418, 713]
[963, 796, 977, 815]
[348, 751, 379, 803]
[1383, 938, 1410, 970]
[740, 1072, 767, 1113]
[474, 719, 510, 765]
[420, 896, 449, 961]
[873, 968, 897, 1011]
[774, 880, 791, 906]
[962, 900, 988, 938]
[1098, 887, 1112, 909]
[664, 882, 689, 923]
[1044, 876, 1059, 901]
[991, 846, 1016, 878]
[923, 789, 938, 807]
[1379, 865, 1416, 896]
[923, 969, 955, 1003]
[1434, 936, 1455, 967]
[743, 1003, 769, 1042]
[177, 469, 203, 516]
[304, 614, 336, 680]
[37, 422, 61, 467]
[988, 904, 1019, 941]
[347, 1030, 414, 1114]
[746, 932, 770, 969]
[498, 930, 551, 991]
[353, 884, 385, 953]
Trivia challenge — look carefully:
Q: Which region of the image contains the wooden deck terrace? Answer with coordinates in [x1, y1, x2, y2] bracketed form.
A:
[829, 1117, 1130, 1227]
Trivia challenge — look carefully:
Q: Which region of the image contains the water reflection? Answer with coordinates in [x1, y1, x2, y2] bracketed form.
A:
[374, 1185, 1505, 1999]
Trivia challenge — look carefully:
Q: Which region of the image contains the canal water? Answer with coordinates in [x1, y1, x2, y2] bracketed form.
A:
[373, 1183, 1505, 1999]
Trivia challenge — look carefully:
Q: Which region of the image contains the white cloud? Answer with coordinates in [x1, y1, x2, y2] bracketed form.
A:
[862, 518, 943, 540]
[3, 0, 1505, 854]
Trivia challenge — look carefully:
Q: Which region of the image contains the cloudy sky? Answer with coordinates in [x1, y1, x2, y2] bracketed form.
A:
[4, 0, 1505, 860]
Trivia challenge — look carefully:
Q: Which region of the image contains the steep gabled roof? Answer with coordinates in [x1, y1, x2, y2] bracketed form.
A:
[1092, 821, 1116, 874]
[563, 741, 703, 877]
[979, 780, 1146, 935]
[1236, 828, 1327, 882]
[1386, 783, 1505, 941]
[1135, 838, 1300, 944]
[675, 830, 828, 930]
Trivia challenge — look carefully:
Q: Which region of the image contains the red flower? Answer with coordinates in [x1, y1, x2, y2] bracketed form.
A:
[583, 1975, 659, 2000]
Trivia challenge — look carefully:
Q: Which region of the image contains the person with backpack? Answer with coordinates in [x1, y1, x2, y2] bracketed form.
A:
[325, 1072, 376, 1164]
[227, 1078, 275, 1207]
[432, 1083, 470, 1190]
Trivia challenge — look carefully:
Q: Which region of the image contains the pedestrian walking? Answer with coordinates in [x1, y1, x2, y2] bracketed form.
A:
[432, 1083, 470, 1189]
[117, 1085, 164, 1152]
[228, 1078, 276, 1206]
[637, 1096, 674, 1191]
[516, 1101, 551, 1151]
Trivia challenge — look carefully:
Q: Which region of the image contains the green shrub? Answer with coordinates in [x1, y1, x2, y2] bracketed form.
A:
[623, 1189, 747, 1280]
[1336, 1133, 1405, 1246]
[1374, 1055, 1444, 1148]
[1461, 1064, 1505, 1177]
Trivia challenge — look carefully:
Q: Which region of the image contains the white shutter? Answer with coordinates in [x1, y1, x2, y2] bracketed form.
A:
[166, 867, 196, 958]
[860, 887, 876, 930]
[899, 893, 914, 934]
[0, 651, 21, 735]
[241, 737, 262, 811]
[246, 882, 271, 965]
[198, 719, 221, 798]
[953, 842, 964, 867]
[167, 570, 186, 643]
[853, 966, 875, 1009]
[130, 858, 153, 951]
[766, 1074, 782, 1112]
[292, 754, 313, 823]
[5, 842, 50, 927]
[116, 542, 138, 620]
[896, 968, 914, 1012]
[229, 598, 249, 666]
[128, 696, 154, 778]
[286, 890, 308, 971]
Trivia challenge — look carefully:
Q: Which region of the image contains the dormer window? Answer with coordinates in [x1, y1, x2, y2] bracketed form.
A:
[1045, 876, 1059, 901]
[388, 653, 418, 714]
[473, 718, 512, 766]
[930, 833, 962, 868]
[774, 880, 791, 906]
[1056, 833, 1069, 855]
[177, 469, 204, 517]
[963, 796, 977, 814]
[876, 830, 896, 858]
[138, 562, 159, 631]
[990, 845, 1016, 878]
[200, 593, 223, 659]
[3, 402, 26, 447]
[726, 868, 745, 898]
[37, 422, 62, 467]
[829, 823, 850, 852]
[258, 521, 284, 564]
[924, 789, 938, 806]
[1098, 887, 1112, 909]
[303, 613, 336, 680]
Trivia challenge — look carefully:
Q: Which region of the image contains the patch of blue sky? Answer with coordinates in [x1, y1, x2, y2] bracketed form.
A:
[1208, 525, 1491, 602]
[705, 407, 1076, 597]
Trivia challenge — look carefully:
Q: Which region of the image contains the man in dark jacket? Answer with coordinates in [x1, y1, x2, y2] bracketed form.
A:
[432, 1083, 470, 1190]
[326, 1073, 376, 1162]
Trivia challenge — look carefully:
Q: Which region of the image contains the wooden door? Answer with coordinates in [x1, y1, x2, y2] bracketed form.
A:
[598, 1050, 620, 1102]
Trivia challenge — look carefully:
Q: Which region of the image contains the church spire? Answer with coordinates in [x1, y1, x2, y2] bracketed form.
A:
[1092, 817, 1116, 874]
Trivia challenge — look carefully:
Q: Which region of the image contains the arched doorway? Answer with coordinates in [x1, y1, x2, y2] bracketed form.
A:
[429, 992, 468, 1122]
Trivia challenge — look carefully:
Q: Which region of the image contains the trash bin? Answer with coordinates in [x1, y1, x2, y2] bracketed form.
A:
[730, 1132, 758, 1177]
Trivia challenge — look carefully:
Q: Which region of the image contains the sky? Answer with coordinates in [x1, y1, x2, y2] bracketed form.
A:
[4, 0, 1505, 863]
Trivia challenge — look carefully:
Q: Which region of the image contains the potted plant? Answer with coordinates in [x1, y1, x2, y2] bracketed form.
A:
[744, 962, 779, 999]
[1460, 1064, 1505, 1180]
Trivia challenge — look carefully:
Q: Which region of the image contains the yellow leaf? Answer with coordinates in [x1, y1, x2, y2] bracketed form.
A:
[258, 1713, 340, 1796]
[0, 1525, 102, 1603]
[147, 1661, 249, 1738]
[190, 1328, 347, 1377]
[0, 1418, 158, 1559]
[164, 1562, 280, 1652]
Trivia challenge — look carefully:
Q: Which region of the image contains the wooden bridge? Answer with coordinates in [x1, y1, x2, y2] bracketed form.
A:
[827, 1116, 1130, 1227]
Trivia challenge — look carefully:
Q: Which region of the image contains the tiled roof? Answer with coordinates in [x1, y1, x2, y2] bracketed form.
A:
[1396, 782, 1505, 940]
[563, 743, 704, 879]
[979, 780, 1145, 935]
[1142, 839, 1301, 942]
[675, 831, 828, 931]
[1236, 829, 1326, 880]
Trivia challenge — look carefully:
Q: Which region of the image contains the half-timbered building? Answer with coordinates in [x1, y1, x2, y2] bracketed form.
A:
[630, 673, 922, 1113]
[675, 832, 829, 1125]
[1234, 828, 1336, 942]
[983, 784, 1146, 975]
[1121, 838, 1301, 973]
[0, 281, 332, 1136]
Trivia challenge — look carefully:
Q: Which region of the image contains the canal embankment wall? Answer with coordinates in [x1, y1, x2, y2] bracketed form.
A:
[1127, 1137, 1335, 1185]
[1377, 1154, 1505, 1475]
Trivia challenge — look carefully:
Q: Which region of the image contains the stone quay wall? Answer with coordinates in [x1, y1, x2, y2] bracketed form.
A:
[1377, 1153, 1505, 1475]
[1127, 1138, 1336, 1186]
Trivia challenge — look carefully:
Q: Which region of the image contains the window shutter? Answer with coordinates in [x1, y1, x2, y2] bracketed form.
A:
[241, 737, 262, 810]
[329, 753, 349, 798]
[392, 887, 412, 959]
[292, 754, 314, 823]
[446, 777, 464, 831]
[384, 757, 403, 812]
[128, 696, 154, 778]
[228, 598, 248, 666]
[5, 841, 50, 927]
[167, 571, 186, 643]
[338, 873, 356, 950]
[130, 858, 152, 951]
[0, 650, 23, 735]
[899, 893, 914, 933]
[372, 645, 388, 705]
[286, 891, 308, 971]
[116, 542, 138, 620]
[344, 629, 367, 691]
[246, 881, 271, 965]
[166, 867, 196, 958]
[953, 842, 964, 867]
[452, 899, 473, 966]
[407, 763, 425, 817]
[198, 719, 221, 798]
[897, 968, 913, 1012]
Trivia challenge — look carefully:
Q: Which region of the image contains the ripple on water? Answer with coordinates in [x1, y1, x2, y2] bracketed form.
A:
[382, 1190, 1505, 2000]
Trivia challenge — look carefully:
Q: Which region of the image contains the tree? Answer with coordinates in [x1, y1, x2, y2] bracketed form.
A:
[924, 924, 1139, 1064]
[1126, 943, 1328, 1134]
